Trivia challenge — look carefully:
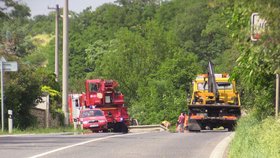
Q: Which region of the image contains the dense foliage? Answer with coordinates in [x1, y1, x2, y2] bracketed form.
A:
[229, 115, 280, 158]
[223, 0, 280, 156]
[0, 0, 279, 132]
[0, 1, 60, 129]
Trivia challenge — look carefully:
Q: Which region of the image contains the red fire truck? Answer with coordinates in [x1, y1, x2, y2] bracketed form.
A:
[69, 79, 129, 133]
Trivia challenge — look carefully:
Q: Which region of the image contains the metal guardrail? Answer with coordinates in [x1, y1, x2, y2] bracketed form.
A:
[128, 124, 168, 132]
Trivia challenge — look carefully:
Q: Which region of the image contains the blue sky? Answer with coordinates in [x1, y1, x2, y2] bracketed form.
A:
[19, 0, 116, 17]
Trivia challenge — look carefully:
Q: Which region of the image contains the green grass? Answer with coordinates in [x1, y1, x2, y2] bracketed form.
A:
[168, 125, 178, 133]
[0, 126, 86, 135]
[229, 114, 280, 158]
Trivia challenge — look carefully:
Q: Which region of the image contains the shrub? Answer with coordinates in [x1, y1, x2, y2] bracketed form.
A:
[229, 114, 280, 158]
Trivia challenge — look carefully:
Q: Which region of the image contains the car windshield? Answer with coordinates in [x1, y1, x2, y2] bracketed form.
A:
[217, 82, 233, 90]
[81, 110, 104, 118]
[197, 82, 233, 90]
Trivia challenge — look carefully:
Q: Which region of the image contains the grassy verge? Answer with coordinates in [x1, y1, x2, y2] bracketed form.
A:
[168, 125, 177, 133]
[0, 126, 85, 135]
[228, 114, 280, 158]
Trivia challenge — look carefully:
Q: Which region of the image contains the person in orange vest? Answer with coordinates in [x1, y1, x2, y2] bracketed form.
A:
[184, 112, 189, 130]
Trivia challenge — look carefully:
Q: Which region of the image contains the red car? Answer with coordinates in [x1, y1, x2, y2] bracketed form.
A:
[79, 108, 108, 132]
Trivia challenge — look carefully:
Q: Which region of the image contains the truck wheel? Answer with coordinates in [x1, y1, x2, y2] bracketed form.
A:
[227, 124, 235, 131]
[188, 119, 201, 132]
[121, 123, 128, 134]
[188, 128, 200, 132]
[113, 122, 128, 133]
[113, 123, 121, 132]
[201, 125, 207, 130]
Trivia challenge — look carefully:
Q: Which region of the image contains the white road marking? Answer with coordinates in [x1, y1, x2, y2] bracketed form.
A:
[209, 132, 235, 158]
[29, 132, 149, 158]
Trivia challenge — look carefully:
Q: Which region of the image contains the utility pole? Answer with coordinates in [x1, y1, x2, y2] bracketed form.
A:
[62, 0, 69, 125]
[1, 59, 5, 132]
[55, 4, 60, 82]
[276, 73, 279, 117]
[48, 5, 60, 82]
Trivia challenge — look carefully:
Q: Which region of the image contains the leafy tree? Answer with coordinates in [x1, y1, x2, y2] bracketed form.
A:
[206, 0, 280, 119]
[29, 14, 57, 35]
[0, 0, 30, 18]
[0, 18, 33, 57]
[4, 66, 60, 129]
[130, 52, 200, 124]
[88, 20, 174, 102]
[9, 2, 30, 18]
[85, 39, 109, 71]
[88, 29, 150, 101]
[4, 67, 41, 129]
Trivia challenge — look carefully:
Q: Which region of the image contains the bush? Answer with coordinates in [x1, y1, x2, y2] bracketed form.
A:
[229, 114, 280, 158]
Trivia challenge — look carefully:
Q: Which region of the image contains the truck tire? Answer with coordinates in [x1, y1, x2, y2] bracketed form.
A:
[113, 123, 122, 132]
[227, 124, 235, 132]
[188, 119, 201, 132]
[121, 123, 128, 134]
[113, 122, 128, 133]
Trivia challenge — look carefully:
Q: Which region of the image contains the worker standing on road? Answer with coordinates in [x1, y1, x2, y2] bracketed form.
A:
[177, 112, 185, 133]
[184, 113, 188, 130]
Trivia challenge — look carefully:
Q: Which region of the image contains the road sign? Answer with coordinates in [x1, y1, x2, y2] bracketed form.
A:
[0, 58, 18, 132]
[3, 61, 18, 72]
[251, 13, 267, 41]
[0, 57, 6, 62]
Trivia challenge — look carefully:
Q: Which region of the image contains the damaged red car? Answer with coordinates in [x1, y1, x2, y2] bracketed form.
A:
[79, 108, 108, 132]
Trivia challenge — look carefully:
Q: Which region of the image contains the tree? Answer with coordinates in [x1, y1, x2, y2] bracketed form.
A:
[206, 0, 280, 119]
[4, 66, 60, 129]
[4, 67, 41, 129]
[130, 52, 200, 124]
[0, 14, 33, 57]
[0, 0, 30, 19]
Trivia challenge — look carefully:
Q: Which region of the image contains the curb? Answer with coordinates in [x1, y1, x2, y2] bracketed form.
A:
[209, 132, 235, 158]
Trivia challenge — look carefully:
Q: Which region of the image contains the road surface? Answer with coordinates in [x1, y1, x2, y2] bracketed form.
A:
[0, 131, 232, 158]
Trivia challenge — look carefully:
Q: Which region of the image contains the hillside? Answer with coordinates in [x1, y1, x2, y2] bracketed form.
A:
[0, 1, 279, 156]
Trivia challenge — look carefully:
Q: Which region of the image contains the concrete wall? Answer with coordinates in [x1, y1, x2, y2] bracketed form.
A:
[30, 108, 61, 128]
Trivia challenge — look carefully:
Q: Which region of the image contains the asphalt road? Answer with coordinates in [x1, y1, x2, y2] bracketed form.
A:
[0, 130, 232, 158]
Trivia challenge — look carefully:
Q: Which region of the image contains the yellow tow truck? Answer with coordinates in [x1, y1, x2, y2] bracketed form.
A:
[188, 61, 241, 131]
